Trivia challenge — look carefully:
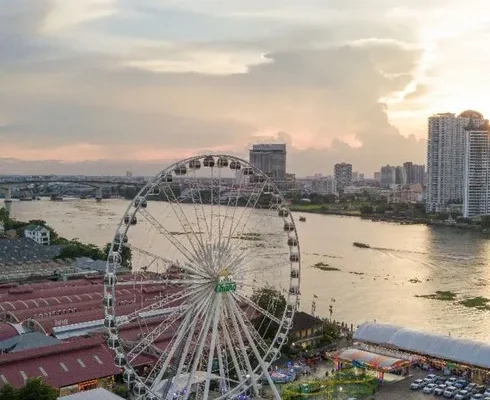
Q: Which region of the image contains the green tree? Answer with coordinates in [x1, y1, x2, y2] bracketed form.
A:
[18, 378, 57, 400]
[104, 242, 132, 268]
[0, 384, 19, 400]
[250, 286, 286, 340]
[480, 215, 490, 228]
[359, 205, 374, 216]
[55, 240, 105, 261]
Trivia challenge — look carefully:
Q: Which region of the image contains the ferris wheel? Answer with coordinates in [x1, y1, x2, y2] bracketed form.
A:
[103, 155, 301, 400]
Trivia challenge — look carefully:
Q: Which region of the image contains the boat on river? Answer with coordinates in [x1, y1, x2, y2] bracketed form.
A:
[299, 216, 306, 222]
[353, 242, 370, 249]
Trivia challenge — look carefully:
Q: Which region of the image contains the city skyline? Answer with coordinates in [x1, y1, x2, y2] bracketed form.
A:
[3, 1, 490, 176]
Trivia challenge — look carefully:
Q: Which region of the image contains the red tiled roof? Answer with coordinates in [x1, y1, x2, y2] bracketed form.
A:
[0, 336, 121, 389]
[0, 323, 19, 341]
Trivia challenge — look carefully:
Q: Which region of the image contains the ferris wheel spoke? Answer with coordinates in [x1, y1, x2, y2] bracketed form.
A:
[229, 298, 282, 400]
[138, 208, 209, 276]
[187, 172, 211, 246]
[120, 286, 202, 325]
[157, 183, 210, 263]
[222, 179, 265, 259]
[149, 289, 213, 389]
[127, 307, 184, 363]
[231, 292, 282, 326]
[125, 244, 209, 280]
[223, 180, 273, 264]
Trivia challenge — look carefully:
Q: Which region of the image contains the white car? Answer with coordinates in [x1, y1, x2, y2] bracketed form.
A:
[424, 383, 438, 394]
[425, 374, 439, 383]
[444, 386, 458, 398]
[411, 379, 426, 390]
[455, 390, 470, 400]
[471, 395, 484, 400]
[483, 391, 490, 397]
[435, 385, 448, 396]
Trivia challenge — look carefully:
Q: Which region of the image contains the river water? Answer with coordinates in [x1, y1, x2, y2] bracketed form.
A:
[5, 198, 490, 342]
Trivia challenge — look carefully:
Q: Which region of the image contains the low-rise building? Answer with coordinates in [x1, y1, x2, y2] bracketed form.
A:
[24, 225, 50, 245]
[290, 311, 324, 348]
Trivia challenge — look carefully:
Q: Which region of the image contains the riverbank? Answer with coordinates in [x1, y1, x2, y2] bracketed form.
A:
[289, 204, 490, 234]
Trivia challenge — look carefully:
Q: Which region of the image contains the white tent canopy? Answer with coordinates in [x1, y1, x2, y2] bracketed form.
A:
[354, 322, 490, 369]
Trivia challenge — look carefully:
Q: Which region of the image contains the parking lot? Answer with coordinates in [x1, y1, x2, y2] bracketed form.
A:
[373, 370, 428, 400]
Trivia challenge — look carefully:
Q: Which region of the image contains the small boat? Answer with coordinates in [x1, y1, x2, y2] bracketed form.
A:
[299, 216, 306, 222]
[353, 242, 370, 249]
[50, 195, 63, 201]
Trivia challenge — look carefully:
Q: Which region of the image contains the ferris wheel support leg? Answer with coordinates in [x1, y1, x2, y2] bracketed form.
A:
[182, 296, 217, 400]
[229, 299, 282, 400]
[220, 317, 245, 384]
[202, 294, 222, 400]
[225, 298, 260, 398]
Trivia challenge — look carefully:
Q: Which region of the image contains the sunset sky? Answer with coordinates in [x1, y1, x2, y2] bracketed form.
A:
[2, 0, 490, 176]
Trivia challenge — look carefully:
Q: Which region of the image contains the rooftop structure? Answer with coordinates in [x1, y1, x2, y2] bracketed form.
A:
[354, 322, 490, 370]
[0, 237, 62, 266]
[59, 388, 125, 399]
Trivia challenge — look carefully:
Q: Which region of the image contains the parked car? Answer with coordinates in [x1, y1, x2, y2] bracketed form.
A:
[475, 386, 486, 394]
[446, 378, 458, 387]
[424, 383, 438, 394]
[470, 394, 484, 400]
[455, 380, 469, 389]
[425, 374, 439, 384]
[455, 390, 471, 400]
[411, 379, 426, 390]
[435, 385, 449, 396]
[483, 390, 490, 397]
[467, 383, 478, 393]
[444, 386, 459, 398]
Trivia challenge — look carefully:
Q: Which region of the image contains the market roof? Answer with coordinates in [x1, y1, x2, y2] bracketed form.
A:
[0, 323, 20, 341]
[0, 336, 121, 389]
[334, 348, 409, 371]
[59, 388, 125, 399]
[354, 322, 490, 369]
[291, 311, 323, 332]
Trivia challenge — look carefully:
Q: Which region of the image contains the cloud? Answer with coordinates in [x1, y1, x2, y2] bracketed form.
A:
[0, 0, 429, 176]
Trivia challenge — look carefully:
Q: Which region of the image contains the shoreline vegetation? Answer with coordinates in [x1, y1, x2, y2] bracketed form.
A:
[289, 203, 490, 234]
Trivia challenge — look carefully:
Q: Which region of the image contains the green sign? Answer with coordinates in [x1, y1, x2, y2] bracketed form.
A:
[215, 281, 237, 293]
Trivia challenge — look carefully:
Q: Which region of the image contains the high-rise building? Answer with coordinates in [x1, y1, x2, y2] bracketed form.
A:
[395, 166, 407, 185]
[463, 119, 490, 218]
[403, 162, 425, 185]
[426, 111, 485, 213]
[380, 165, 396, 188]
[334, 163, 352, 193]
[249, 144, 287, 182]
[374, 172, 381, 182]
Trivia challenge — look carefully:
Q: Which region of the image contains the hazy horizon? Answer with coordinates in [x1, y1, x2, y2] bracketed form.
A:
[2, 0, 489, 176]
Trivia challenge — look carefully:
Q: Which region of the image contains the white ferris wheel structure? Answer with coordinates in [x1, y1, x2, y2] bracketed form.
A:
[103, 155, 301, 400]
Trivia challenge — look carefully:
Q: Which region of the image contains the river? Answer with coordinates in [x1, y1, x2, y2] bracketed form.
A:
[4, 198, 490, 342]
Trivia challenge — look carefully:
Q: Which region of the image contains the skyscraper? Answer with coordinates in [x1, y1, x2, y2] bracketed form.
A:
[334, 162, 352, 193]
[380, 165, 396, 188]
[403, 162, 425, 185]
[249, 143, 287, 181]
[426, 111, 485, 213]
[463, 119, 490, 218]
